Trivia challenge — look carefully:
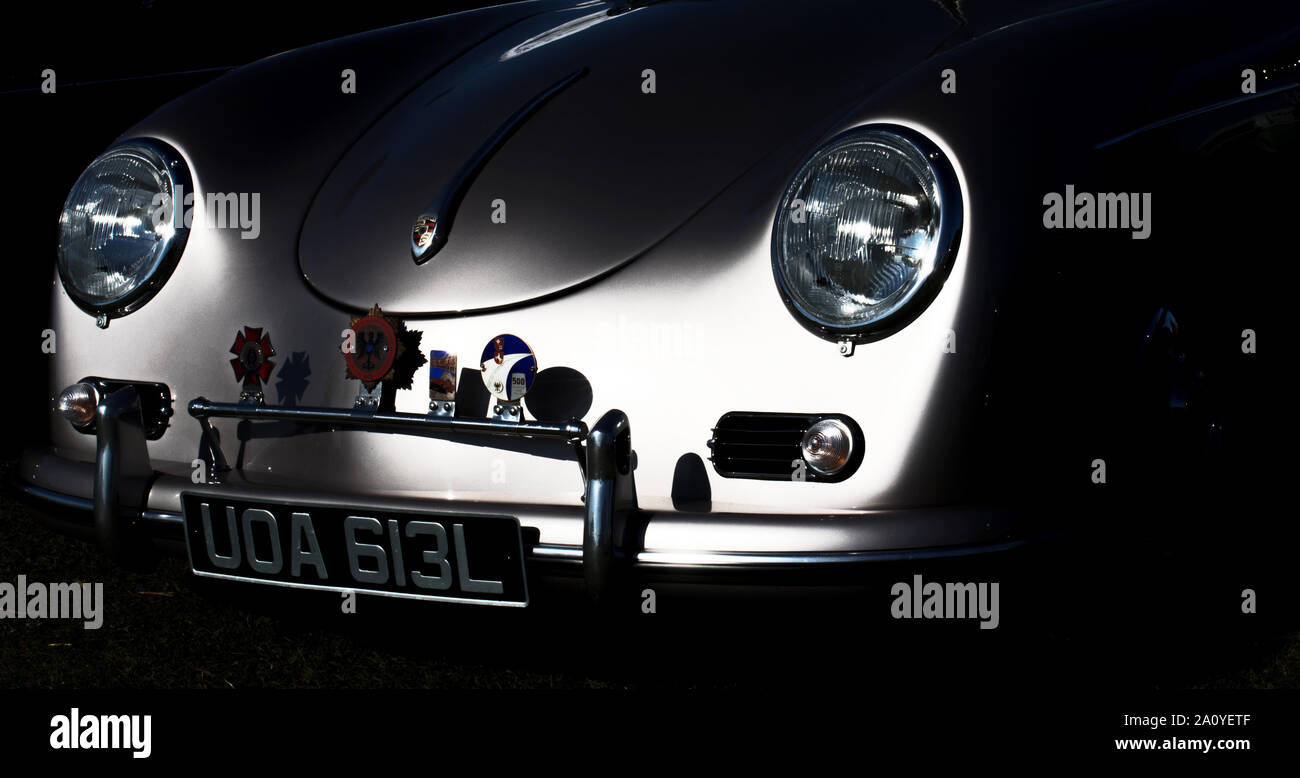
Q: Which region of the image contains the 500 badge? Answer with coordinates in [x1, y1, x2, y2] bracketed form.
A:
[181, 495, 528, 606]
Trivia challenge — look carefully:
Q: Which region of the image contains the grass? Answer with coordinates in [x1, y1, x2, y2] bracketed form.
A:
[0, 474, 619, 689]
[2, 458, 1297, 690]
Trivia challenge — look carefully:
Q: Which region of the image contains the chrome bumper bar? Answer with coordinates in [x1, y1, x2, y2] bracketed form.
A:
[186, 397, 588, 443]
[81, 389, 637, 599]
[23, 482, 1041, 569]
[34, 389, 1047, 598]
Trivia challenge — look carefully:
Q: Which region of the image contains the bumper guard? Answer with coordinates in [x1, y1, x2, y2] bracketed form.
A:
[181, 396, 635, 602]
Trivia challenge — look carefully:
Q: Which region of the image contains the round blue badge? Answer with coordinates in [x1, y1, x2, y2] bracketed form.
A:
[480, 334, 537, 402]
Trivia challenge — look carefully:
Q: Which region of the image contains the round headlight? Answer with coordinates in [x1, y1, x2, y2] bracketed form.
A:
[57, 139, 191, 321]
[772, 124, 961, 339]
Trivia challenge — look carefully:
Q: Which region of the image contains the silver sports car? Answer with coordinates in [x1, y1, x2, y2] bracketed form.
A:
[23, 0, 1296, 607]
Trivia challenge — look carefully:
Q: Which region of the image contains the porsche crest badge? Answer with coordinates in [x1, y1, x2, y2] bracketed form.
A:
[411, 216, 438, 259]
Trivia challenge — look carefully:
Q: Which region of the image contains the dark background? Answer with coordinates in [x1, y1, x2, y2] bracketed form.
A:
[2, 0, 517, 456]
[2, 0, 1297, 706]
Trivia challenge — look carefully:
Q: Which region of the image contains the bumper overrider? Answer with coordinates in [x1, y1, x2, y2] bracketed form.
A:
[19, 377, 1043, 606]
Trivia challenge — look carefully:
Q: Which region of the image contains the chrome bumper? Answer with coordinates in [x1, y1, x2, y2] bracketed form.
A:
[20, 387, 1049, 600]
[83, 389, 637, 601]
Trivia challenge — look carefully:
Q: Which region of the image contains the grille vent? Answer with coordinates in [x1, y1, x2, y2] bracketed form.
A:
[707, 411, 861, 482]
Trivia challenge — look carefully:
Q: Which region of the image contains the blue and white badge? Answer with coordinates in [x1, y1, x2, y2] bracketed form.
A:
[480, 334, 536, 402]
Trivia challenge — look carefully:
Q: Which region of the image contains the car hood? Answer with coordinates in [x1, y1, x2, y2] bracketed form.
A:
[298, 0, 964, 315]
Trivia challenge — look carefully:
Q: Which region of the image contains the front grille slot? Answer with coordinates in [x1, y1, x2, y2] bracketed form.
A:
[708, 412, 818, 480]
[708, 411, 862, 482]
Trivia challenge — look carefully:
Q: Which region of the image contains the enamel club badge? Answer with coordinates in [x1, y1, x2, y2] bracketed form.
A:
[429, 350, 458, 402]
[229, 326, 275, 392]
[345, 305, 406, 391]
[480, 334, 537, 402]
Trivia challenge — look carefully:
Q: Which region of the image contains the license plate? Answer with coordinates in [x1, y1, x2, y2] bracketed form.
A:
[180, 494, 528, 607]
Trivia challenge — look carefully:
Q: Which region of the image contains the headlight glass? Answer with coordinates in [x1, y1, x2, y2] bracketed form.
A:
[772, 125, 960, 336]
[57, 140, 189, 315]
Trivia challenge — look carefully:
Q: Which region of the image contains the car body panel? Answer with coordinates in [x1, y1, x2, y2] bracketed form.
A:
[298, 0, 962, 313]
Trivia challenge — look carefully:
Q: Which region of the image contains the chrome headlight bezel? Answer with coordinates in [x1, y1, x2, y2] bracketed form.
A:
[56, 138, 192, 323]
[770, 123, 963, 343]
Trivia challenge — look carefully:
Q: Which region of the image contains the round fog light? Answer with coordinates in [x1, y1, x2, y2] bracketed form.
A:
[56, 383, 99, 426]
[801, 419, 853, 475]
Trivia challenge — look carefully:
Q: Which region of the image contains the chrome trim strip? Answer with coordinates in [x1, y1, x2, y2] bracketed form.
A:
[189, 570, 529, 608]
[19, 484, 95, 512]
[188, 397, 588, 443]
[21, 483, 1043, 570]
[533, 537, 1042, 567]
[141, 509, 183, 525]
[633, 539, 1037, 566]
[1094, 81, 1300, 149]
[411, 67, 589, 263]
[530, 544, 585, 561]
[18, 484, 182, 527]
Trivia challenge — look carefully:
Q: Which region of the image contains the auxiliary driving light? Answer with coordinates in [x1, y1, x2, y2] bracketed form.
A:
[801, 418, 853, 475]
[56, 383, 99, 426]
